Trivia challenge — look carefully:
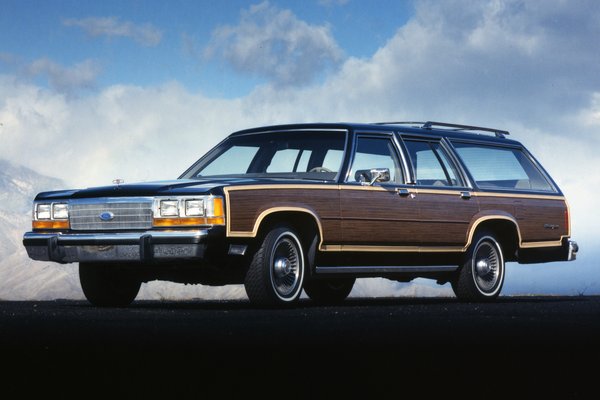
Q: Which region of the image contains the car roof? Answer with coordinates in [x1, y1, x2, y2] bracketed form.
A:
[230, 122, 522, 146]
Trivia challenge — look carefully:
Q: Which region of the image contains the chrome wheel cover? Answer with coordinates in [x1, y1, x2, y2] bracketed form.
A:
[269, 233, 303, 300]
[472, 237, 503, 295]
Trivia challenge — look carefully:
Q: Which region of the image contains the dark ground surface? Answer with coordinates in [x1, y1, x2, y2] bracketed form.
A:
[2, 296, 599, 397]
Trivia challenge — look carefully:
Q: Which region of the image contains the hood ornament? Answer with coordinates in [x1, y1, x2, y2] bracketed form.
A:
[112, 178, 124, 188]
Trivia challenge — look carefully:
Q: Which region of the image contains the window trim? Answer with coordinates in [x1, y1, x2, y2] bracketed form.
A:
[448, 139, 560, 194]
[180, 129, 349, 182]
[398, 135, 470, 189]
[344, 131, 408, 186]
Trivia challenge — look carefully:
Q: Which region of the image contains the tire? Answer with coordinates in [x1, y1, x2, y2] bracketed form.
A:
[244, 226, 305, 307]
[304, 278, 355, 304]
[79, 263, 141, 307]
[452, 231, 505, 302]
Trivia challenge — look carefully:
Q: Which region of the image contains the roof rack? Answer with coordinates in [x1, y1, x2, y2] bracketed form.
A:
[422, 121, 509, 138]
[374, 121, 510, 138]
[374, 121, 426, 127]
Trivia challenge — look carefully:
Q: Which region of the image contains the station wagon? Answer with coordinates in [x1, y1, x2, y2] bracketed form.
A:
[23, 121, 578, 306]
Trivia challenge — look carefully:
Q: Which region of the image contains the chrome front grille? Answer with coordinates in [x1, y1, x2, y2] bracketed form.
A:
[70, 201, 153, 231]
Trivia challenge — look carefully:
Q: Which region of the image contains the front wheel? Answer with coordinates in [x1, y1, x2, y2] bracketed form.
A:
[79, 263, 141, 307]
[244, 226, 305, 307]
[452, 232, 505, 301]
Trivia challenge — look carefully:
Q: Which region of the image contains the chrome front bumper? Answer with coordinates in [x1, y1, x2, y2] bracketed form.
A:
[23, 230, 209, 264]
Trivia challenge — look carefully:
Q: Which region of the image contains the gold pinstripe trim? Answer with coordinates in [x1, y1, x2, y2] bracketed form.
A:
[416, 189, 463, 196]
[323, 245, 463, 253]
[565, 197, 572, 237]
[474, 192, 565, 201]
[224, 184, 339, 192]
[519, 240, 565, 249]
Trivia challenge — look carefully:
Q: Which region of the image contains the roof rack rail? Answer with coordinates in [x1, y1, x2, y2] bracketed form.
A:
[373, 121, 509, 138]
[422, 121, 510, 138]
[374, 121, 426, 126]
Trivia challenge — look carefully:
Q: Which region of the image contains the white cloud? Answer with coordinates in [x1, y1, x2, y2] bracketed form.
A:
[25, 58, 101, 94]
[63, 16, 163, 47]
[204, 1, 343, 86]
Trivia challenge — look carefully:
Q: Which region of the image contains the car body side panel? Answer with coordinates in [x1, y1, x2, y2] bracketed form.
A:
[415, 189, 480, 247]
[514, 197, 569, 242]
[475, 193, 568, 246]
[339, 185, 420, 247]
[224, 185, 341, 245]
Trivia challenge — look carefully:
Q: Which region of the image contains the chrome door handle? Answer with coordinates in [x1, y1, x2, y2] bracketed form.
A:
[460, 191, 472, 200]
[397, 188, 414, 198]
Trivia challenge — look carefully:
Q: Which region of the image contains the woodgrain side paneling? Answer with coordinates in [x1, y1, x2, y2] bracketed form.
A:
[417, 190, 480, 246]
[514, 198, 568, 242]
[225, 186, 341, 243]
[476, 194, 568, 244]
[224, 184, 569, 254]
[340, 186, 420, 246]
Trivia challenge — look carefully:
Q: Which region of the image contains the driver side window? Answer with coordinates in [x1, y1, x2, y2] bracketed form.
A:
[347, 137, 403, 184]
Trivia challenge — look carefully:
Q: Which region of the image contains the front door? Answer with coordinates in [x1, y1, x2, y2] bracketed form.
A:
[339, 134, 420, 250]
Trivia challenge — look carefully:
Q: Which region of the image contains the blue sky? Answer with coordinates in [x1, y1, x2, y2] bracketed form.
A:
[1, 0, 600, 296]
[1, 0, 413, 96]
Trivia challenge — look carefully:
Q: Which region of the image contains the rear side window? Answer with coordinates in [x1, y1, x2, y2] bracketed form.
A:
[452, 142, 555, 192]
[403, 139, 463, 187]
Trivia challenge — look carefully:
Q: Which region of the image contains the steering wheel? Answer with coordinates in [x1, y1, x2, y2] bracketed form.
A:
[308, 167, 333, 173]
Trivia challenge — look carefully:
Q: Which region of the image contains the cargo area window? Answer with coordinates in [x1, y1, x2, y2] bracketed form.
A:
[452, 142, 555, 192]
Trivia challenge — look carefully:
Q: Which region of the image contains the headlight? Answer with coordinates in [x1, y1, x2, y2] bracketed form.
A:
[185, 199, 204, 216]
[36, 204, 51, 220]
[153, 196, 224, 227]
[52, 203, 69, 219]
[159, 200, 179, 217]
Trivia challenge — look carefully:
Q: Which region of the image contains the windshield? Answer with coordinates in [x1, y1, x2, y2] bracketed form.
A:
[181, 130, 347, 181]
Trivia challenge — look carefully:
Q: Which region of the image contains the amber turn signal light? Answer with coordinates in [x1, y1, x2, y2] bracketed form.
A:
[32, 220, 70, 230]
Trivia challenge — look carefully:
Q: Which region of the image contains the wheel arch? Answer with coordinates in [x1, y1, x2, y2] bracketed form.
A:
[467, 215, 521, 261]
[255, 208, 322, 249]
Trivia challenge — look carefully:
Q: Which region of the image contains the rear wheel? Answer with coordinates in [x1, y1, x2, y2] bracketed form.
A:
[304, 278, 355, 304]
[244, 226, 305, 307]
[452, 231, 505, 301]
[79, 263, 141, 307]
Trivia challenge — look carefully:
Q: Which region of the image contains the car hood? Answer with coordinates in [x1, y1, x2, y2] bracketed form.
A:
[34, 178, 257, 200]
[34, 177, 335, 201]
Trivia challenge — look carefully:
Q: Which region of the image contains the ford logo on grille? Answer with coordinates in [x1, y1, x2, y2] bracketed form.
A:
[99, 211, 115, 221]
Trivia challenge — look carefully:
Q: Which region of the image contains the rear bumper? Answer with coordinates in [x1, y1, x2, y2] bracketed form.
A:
[23, 230, 209, 264]
[568, 240, 579, 261]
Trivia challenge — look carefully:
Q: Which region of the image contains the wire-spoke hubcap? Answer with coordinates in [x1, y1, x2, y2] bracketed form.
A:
[270, 236, 302, 299]
[473, 241, 501, 294]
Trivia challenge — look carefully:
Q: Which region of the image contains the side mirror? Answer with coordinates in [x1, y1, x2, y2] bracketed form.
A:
[355, 168, 390, 186]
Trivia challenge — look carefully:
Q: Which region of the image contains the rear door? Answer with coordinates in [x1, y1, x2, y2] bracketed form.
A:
[400, 136, 480, 249]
